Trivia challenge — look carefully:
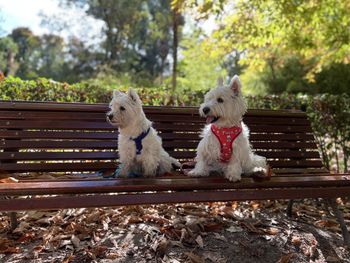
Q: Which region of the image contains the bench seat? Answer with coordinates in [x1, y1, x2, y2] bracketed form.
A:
[0, 100, 349, 244]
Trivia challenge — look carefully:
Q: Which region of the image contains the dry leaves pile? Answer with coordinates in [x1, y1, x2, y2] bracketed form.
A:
[0, 199, 349, 263]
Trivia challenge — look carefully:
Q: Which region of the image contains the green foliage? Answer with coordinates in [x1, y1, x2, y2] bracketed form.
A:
[60, 0, 175, 84]
[0, 37, 18, 75]
[242, 57, 350, 95]
[10, 27, 41, 79]
[247, 93, 350, 172]
[178, 0, 350, 81]
[175, 30, 227, 92]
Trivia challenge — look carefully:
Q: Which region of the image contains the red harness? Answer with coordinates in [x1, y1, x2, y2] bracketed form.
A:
[211, 124, 242, 163]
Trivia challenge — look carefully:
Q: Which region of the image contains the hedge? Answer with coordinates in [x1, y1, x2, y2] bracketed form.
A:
[1, 76, 349, 173]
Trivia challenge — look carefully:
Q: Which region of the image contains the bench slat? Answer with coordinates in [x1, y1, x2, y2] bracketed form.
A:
[0, 120, 313, 133]
[0, 140, 118, 149]
[0, 160, 323, 172]
[0, 162, 117, 171]
[1, 186, 350, 212]
[0, 101, 308, 117]
[0, 130, 117, 139]
[0, 149, 321, 161]
[0, 111, 310, 126]
[0, 130, 315, 142]
[0, 140, 317, 150]
[0, 175, 349, 195]
[0, 152, 118, 160]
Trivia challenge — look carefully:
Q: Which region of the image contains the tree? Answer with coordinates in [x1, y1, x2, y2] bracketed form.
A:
[176, 30, 227, 92]
[0, 37, 18, 76]
[53, 0, 176, 85]
[177, 0, 350, 81]
[10, 27, 41, 79]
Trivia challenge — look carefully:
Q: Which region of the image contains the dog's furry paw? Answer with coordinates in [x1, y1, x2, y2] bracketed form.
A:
[187, 169, 199, 177]
[187, 169, 208, 177]
[225, 173, 241, 182]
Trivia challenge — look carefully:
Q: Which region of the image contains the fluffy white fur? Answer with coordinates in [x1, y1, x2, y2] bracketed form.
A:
[188, 75, 267, 182]
[107, 89, 180, 177]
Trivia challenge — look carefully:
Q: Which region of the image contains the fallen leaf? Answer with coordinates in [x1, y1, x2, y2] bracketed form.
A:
[33, 245, 44, 253]
[195, 235, 204, 248]
[240, 222, 263, 234]
[0, 238, 21, 254]
[17, 232, 36, 243]
[127, 215, 142, 224]
[106, 252, 120, 259]
[325, 256, 342, 262]
[204, 222, 225, 232]
[89, 245, 108, 258]
[291, 236, 301, 246]
[265, 227, 279, 235]
[185, 252, 204, 263]
[71, 235, 81, 249]
[13, 221, 30, 233]
[62, 254, 75, 263]
[226, 225, 243, 233]
[276, 253, 294, 263]
[315, 220, 338, 228]
[213, 232, 227, 242]
[152, 237, 169, 255]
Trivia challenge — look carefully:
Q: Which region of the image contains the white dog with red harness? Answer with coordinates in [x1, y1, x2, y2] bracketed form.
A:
[188, 75, 267, 182]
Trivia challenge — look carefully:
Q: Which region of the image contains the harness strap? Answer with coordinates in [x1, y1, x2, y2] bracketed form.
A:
[211, 124, 242, 163]
[130, 127, 151, 155]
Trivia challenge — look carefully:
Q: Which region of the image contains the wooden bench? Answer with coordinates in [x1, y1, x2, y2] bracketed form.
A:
[0, 100, 349, 244]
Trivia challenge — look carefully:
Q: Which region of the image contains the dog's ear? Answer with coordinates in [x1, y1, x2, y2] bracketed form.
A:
[217, 77, 224, 87]
[127, 88, 141, 103]
[113, 90, 122, 98]
[229, 75, 242, 95]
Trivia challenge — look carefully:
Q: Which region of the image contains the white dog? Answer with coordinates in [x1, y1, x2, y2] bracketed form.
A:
[188, 75, 267, 182]
[107, 89, 180, 177]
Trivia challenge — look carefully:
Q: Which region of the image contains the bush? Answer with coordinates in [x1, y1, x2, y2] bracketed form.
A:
[1, 76, 348, 172]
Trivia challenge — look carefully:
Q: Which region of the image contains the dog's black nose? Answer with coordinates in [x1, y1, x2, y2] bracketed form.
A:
[203, 107, 210, 115]
[107, 113, 113, 120]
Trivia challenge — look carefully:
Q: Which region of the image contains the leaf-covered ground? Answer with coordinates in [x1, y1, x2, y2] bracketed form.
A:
[1, 199, 349, 263]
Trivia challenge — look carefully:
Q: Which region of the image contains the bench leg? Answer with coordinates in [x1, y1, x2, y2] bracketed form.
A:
[286, 200, 294, 217]
[326, 198, 350, 246]
[9, 212, 18, 230]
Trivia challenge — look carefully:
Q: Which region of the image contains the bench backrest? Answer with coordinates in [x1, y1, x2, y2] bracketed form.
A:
[0, 101, 327, 175]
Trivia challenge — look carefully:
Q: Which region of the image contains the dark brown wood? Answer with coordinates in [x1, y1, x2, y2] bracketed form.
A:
[0, 140, 117, 149]
[0, 100, 308, 117]
[1, 186, 350, 212]
[1, 100, 349, 244]
[1, 162, 118, 172]
[0, 130, 117, 139]
[1, 174, 349, 196]
[0, 120, 114, 130]
[0, 151, 118, 160]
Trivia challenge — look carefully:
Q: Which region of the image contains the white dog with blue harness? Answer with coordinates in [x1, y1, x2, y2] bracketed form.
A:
[107, 88, 181, 177]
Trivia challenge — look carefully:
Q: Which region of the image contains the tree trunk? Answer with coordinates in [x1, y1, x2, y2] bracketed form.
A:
[172, 8, 179, 94]
[5, 50, 17, 76]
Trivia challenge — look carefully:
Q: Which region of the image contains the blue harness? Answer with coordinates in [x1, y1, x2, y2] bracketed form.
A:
[130, 127, 151, 155]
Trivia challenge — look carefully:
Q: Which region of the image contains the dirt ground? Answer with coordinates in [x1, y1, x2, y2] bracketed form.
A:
[1, 199, 349, 263]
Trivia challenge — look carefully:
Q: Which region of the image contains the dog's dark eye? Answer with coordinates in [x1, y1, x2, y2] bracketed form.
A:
[217, 98, 224, 103]
[120, 106, 125, 111]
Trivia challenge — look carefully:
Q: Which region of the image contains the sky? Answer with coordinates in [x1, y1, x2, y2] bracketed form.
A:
[0, 0, 216, 40]
[0, 0, 104, 42]
[0, 0, 62, 35]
